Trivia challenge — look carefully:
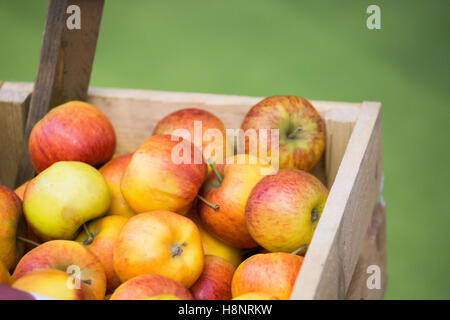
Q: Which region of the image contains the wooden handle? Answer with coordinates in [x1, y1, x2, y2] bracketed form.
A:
[15, 0, 104, 186]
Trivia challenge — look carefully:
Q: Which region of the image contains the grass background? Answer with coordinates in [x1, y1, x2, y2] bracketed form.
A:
[1, 0, 449, 299]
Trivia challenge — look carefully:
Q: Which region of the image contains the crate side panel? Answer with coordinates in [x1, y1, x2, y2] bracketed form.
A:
[291, 102, 382, 299]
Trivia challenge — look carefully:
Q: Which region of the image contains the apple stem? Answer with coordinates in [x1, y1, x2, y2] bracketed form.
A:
[17, 236, 40, 247]
[196, 194, 220, 211]
[287, 125, 302, 139]
[207, 158, 223, 183]
[291, 244, 307, 256]
[83, 223, 95, 245]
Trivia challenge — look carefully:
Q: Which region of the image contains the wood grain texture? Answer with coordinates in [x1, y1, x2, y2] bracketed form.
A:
[291, 102, 383, 300]
[0, 88, 31, 188]
[15, 0, 104, 186]
[346, 203, 387, 300]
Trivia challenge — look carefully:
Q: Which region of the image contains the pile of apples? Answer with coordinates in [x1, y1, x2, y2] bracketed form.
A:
[0, 95, 329, 300]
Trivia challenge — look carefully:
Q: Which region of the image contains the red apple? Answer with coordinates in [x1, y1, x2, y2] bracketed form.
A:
[110, 273, 193, 300]
[198, 154, 273, 248]
[240, 95, 325, 171]
[246, 169, 328, 253]
[99, 153, 135, 218]
[231, 252, 303, 300]
[0, 185, 26, 271]
[113, 210, 204, 287]
[12, 240, 107, 300]
[152, 108, 228, 165]
[29, 101, 116, 173]
[120, 135, 208, 215]
[190, 255, 235, 300]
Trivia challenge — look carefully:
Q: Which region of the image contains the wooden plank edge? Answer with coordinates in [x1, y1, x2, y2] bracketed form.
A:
[291, 101, 382, 299]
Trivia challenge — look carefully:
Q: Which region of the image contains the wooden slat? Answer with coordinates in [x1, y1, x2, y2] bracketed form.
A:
[0, 89, 31, 188]
[15, 0, 104, 186]
[346, 203, 387, 299]
[291, 101, 383, 300]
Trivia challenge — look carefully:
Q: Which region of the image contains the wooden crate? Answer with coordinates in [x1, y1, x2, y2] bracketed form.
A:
[0, 80, 386, 300]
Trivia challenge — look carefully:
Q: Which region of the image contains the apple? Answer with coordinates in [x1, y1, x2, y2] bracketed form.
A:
[0, 185, 26, 271]
[12, 269, 95, 300]
[0, 261, 11, 285]
[232, 292, 279, 300]
[231, 252, 303, 300]
[240, 95, 325, 171]
[28, 101, 116, 173]
[14, 180, 30, 201]
[120, 134, 208, 215]
[187, 210, 242, 268]
[110, 273, 193, 300]
[75, 215, 128, 293]
[99, 154, 135, 218]
[23, 161, 111, 241]
[145, 294, 181, 300]
[197, 154, 273, 248]
[246, 169, 328, 253]
[190, 255, 235, 300]
[12, 240, 107, 300]
[113, 210, 204, 287]
[152, 108, 228, 166]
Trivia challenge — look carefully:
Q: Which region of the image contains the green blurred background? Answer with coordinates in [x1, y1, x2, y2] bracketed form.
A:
[1, 0, 449, 299]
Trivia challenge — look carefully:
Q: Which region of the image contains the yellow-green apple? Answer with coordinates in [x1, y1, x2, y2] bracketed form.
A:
[246, 169, 328, 253]
[152, 108, 228, 167]
[12, 240, 107, 300]
[190, 255, 235, 300]
[187, 210, 242, 268]
[231, 252, 303, 300]
[120, 135, 208, 215]
[232, 292, 279, 300]
[23, 161, 111, 241]
[0, 261, 11, 285]
[113, 210, 204, 287]
[28, 101, 116, 173]
[110, 273, 193, 300]
[75, 215, 128, 293]
[12, 269, 96, 300]
[197, 154, 274, 248]
[0, 185, 26, 271]
[240, 95, 325, 171]
[99, 154, 135, 218]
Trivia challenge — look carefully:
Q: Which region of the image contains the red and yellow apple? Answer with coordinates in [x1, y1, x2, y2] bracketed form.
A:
[28, 101, 116, 173]
[246, 169, 328, 253]
[12, 269, 95, 300]
[198, 154, 273, 248]
[231, 252, 303, 300]
[232, 292, 279, 300]
[14, 180, 30, 201]
[12, 240, 107, 300]
[187, 211, 242, 268]
[99, 153, 135, 218]
[23, 161, 111, 241]
[152, 108, 228, 166]
[0, 185, 26, 271]
[240, 95, 325, 171]
[120, 134, 207, 215]
[113, 210, 204, 287]
[190, 255, 235, 300]
[75, 215, 128, 293]
[110, 273, 193, 300]
[0, 261, 11, 285]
